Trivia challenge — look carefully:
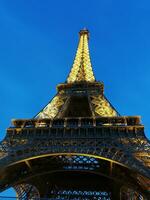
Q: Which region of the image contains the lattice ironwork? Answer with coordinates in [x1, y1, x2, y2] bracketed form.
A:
[49, 190, 111, 200]
[36, 94, 66, 119]
[0, 29, 150, 199]
[14, 184, 40, 200]
[120, 186, 145, 200]
[67, 29, 95, 83]
[90, 95, 117, 117]
[55, 155, 100, 170]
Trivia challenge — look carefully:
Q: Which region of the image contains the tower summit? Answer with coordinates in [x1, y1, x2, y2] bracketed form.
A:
[36, 29, 118, 119]
[67, 29, 95, 83]
[0, 30, 150, 199]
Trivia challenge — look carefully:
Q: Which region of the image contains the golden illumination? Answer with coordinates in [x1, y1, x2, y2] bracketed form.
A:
[36, 95, 66, 119]
[67, 30, 95, 83]
[8, 152, 127, 168]
[91, 95, 117, 116]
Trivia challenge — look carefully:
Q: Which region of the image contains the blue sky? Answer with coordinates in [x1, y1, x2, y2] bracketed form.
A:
[1, 0, 150, 197]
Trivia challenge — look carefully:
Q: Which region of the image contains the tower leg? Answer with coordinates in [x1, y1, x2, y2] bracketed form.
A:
[111, 183, 121, 200]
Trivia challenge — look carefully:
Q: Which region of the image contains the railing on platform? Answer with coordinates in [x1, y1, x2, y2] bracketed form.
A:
[11, 116, 141, 129]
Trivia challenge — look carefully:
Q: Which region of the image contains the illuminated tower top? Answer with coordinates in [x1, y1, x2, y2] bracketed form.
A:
[35, 29, 118, 119]
[67, 29, 95, 83]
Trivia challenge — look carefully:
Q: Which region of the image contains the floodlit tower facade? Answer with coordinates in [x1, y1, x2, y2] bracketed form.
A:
[0, 30, 150, 199]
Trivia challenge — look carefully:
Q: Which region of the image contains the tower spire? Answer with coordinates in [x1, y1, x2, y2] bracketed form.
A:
[67, 29, 95, 83]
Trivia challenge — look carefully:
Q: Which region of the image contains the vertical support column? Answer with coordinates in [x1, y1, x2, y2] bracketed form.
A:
[111, 183, 122, 200]
[110, 161, 113, 176]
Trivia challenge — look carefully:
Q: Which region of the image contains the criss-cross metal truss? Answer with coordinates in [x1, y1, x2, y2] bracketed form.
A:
[14, 184, 40, 199]
[49, 190, 111, 200]
[36, 85, 120, 120]
[67, 29, 95, 83]
[0, 29, 150, 200]
[36, 29, 118, 120]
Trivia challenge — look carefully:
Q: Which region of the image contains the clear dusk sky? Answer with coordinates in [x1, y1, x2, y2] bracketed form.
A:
[0, 0, 150, 197]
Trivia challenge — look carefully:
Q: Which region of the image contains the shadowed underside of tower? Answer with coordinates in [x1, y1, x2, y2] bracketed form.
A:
[0, 30, 150, 200]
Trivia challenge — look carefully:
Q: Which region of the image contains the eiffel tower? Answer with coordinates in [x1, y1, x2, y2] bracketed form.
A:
[0, 29, 150, 200]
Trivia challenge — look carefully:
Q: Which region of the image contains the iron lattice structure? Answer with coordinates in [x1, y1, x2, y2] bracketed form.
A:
[0, 29, 150, 200]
